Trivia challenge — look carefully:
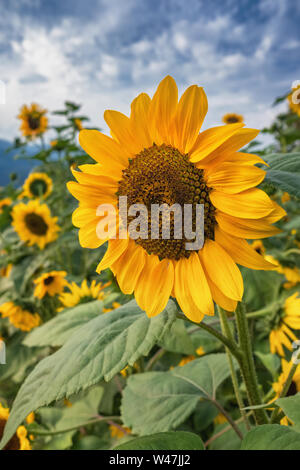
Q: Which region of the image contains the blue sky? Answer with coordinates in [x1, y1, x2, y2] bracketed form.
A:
[0, 0, 299, 141]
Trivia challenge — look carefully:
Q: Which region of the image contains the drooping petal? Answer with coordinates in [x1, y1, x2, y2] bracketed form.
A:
[205, 163, 265, 194]
[206, 276, 237, 312]
[96, 238, 129, 273]
[210, 188, 274, 219]
[143, 259, 174, 317]
[79, 129, 129, 166]
[189, 123, 244, 163]
[199, 240, 244, 301]
[134, 254, 160, 311]
[215, 226, 276, 270]
[173, 85, 208, 153]
[112, 241, 146, 295]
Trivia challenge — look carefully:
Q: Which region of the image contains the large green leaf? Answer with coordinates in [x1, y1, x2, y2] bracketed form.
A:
[263, 153, 300, 199]
[276, 393, 300, 431]
[241, 424, 300, 450]
[158, 319, 195, 354]
[0, 299, 177, 450]
[121, 353, 234, 435]
[115, 431, 205, 450]
[24, 300, 104, 347]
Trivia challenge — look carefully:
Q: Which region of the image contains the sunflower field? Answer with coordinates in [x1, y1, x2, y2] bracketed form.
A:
[1, 79, 300, 452]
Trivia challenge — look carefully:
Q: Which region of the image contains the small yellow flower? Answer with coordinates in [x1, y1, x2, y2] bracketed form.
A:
[12, 199, 59, 250]
[196, 346, 205, 356]
[214, 413, 227, 425]
[178, 355, 196, 367]
[0, 301, 40, 332]
[222, 113, 244, 124]
[287, 83, 300, 117]
[0, 403, 31, 450]
[26, 412, 35, 425]
[59, 279, 108, 309]
[103, 301, 121, 313]
[269, 293, 300, 356]
[22, 172, 53, 199]
[281, 192, 290, 204]
[0, 198, 12, 213]
[291, 229, 297, 236]
[120, 366, 129, 378]
[18, 103, 48, 139]
[109, 424, 130, 439]
[33, 271, 68, 299]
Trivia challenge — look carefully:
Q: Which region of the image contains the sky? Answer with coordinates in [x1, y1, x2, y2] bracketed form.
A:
[0, 0, 299, 142]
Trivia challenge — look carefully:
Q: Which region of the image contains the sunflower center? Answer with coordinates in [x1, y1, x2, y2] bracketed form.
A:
[118, 144, 216, 260]
[44, 276, 54, 286]
[27, 114, 41, 130]
[24, 213, 48, 236]
[29, 179, 48, 197]
[226, 116, 239, 123]
[0, 419, 20, 450]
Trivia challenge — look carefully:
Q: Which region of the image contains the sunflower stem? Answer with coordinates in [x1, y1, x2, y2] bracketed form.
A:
[234, 302, 269, 425]
[176, 313, 242, 362]
[218, 307, 251, 430]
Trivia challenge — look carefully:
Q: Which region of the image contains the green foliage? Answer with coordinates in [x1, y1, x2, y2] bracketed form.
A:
[241, 425, 300, 450]
[115, 431, 205, 450]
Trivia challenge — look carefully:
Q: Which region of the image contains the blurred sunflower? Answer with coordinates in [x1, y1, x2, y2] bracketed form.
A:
[68, 76, 284, 322]
[272, 358, 300, 399]
[265, 254, 300, 289]
[0, 301, 40, 332]
[18, 103, 48, 139]
[12, 200, 59, 249]
[288, 83, 300, 117]
[33, 270, 68, 299]
[22, 173, 53, 199]
[222, 113, 244, 124]
[269, 293, 300, 356]
[0, 403, 31, 450]
[59, 279, 108, 309]
[0, 198, 12, 213]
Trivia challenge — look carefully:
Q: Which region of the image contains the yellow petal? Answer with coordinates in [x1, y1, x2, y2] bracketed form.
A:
[216, 211, 282, 239]
[72, 206, 97, 228]
[71, 166, 118, 190]
[210, 188, 274, 219]
[104, 110, 141, 156]
[78, 220, 107, 248]
[96, 238, 129, 273]
[206, 276, 237, 312]
[79, 129, 129, 166]
[130, 93, 152, 149]
[135, 254, 160, 311]
[143, 259, 174, 317]
[113, 242, 146, 294]
[174, 85, 208, 153]
[78, 163, 123, 182]
[225, 152, 268, 167]
[189, 123, 244, 163]
[148, 75, 178, 145]
[199, 240, 243, 301]
[205, 163, 265, 194]
[67, 182, 117, 207]
[215, 227, 276, 270]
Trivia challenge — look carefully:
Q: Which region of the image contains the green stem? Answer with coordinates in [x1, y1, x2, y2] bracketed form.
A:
[176, 313, 242, 362]
[210, 398, 243, 440]
[218, 307, 251, 430]
[234, 303, 268, 425]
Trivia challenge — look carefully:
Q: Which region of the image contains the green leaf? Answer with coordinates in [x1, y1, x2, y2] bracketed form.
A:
[158, 319, 195, 354]
[241, 424, 300, 450]
[209, 422, 248, 450]
[121, 353, 234, 435]
[276, 393, 300, 431]
[24, 300, 103, 347]
[115, 431, 205, 450]
[263, 153, 300, 199]
[255, 351, 280, 379]
[0, 299, 177, 450]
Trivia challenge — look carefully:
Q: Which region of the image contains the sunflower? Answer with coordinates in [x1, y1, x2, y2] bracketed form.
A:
[0, 301, 40, 332]
[0, 403, 31, 450]
[269, 293, 300, 356]
[68, 76, 285, 322]
[272, 358, 300, 399]
[18, 103, 48, 139]
[22, 172, 53, 199]
[265, 255, 300, 289]
[222, 113, 244, 124]
[59, 279, 108, 309]
[0, 198, 12, 213]
[33, 270, 68, 299]
[12, 200, 59, 249]
[288, 83, 300, 117]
